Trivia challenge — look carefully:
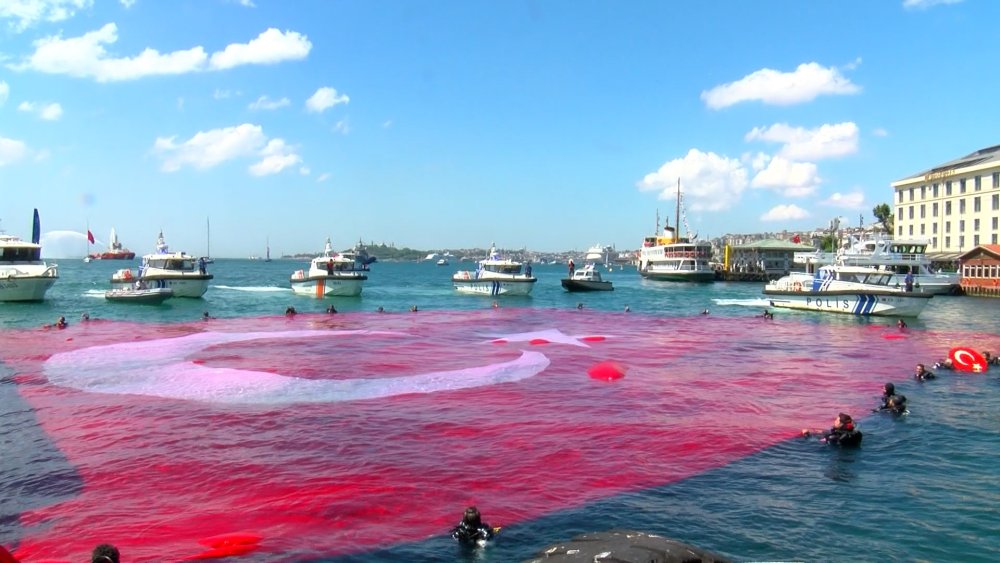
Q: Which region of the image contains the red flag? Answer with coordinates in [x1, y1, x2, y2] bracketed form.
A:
[87, 230, 95, 244]
[791, 234, 801, 243]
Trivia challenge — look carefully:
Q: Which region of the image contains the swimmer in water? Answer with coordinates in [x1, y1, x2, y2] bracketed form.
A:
[451, 506, 498, 546]
[802, 413, 863, 447]
[914, 363, 935, 382]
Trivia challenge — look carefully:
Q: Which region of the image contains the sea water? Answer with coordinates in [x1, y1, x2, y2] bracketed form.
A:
[1, 259, 998, 562]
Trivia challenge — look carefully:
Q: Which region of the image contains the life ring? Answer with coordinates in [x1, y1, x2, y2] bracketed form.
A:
[793, 281, 802, 292]
[123, 270, 133, 281]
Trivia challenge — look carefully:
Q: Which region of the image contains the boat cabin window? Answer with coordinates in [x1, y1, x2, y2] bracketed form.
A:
[147, 258, 195, 271]
[484, 264, 522, 275]
[1, 247, 41, 262]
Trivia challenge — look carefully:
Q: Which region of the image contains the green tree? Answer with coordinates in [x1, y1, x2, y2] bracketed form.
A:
[872, 203, 894, 233]
[820, 234, 839, 252]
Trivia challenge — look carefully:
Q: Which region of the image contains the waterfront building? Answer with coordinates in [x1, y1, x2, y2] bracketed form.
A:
[724, 239, 815, 280]
[891, 144, 1000, 263]
[958, 244, 1000, 297]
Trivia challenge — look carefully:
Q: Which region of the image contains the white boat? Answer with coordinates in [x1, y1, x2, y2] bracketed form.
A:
[637, 181, 715, 283]
[561, 263, 613, 292]
[109, 231, 213, 298]
[436, 258, 449, 266]
[453, 243, 537, 296]
[0, 210, 59, 302]
[763, 265, 933, 317]
[794, 234, 959, 295]
[105, 286, 173, 304]
[289, 238, 368, 297]
[584, 244, 614, 266]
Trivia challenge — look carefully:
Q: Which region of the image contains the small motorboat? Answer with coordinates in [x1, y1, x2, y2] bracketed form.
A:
[105, 287, 174, 304]
[561, 263, 613, 292]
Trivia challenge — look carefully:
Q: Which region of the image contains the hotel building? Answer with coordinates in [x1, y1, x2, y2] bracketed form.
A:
[891, 144, 1000, 261]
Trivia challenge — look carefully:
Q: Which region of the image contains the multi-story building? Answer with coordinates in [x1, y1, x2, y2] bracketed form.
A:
[891, 144, 1000, 262]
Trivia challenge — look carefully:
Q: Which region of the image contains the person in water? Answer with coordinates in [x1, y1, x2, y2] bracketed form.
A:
[885, 394, 908, 415]
[326, 305, 337, 314]
[451, 506, 497, 545]
[876, 382, 896, 411]
[897, 318, 907, 329]
[933, 358, 954, 371]
[55, 316, 68, 329]
[91, 543, 120, 563]
[802, 413, 863, 447]
[285, 306, 297, 316]
[914, 363, 936, 382]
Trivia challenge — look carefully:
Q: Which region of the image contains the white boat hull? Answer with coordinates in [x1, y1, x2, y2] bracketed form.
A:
[110, 276, 211, 298]
[105, 287, 173, 304]
[452, 278, 536, 296]
[290, 275, 365, 297]
[0, 275, 58, 302]
[764, 291, 932, 317]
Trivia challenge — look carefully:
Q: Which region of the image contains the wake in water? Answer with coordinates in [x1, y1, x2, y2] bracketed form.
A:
[211, 285, 291, 293]
[713, 297, 772, 308]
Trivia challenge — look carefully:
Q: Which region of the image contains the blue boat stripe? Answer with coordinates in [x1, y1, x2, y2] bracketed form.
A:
[852, 295, 864, 315]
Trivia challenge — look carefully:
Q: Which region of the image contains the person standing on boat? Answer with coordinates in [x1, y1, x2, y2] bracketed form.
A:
[198, 256, 206, 275]
[568, 259, 575, 276]
[904, 269, 915, 292]
[327, 259, 334, 274]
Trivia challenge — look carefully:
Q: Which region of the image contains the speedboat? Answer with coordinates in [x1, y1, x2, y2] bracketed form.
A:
[0, 210, 59, 302]
[453, 243, 536, 296]
[109, 231, 212, 298]
[290, 238, 368, 297]
[436, 258, 449, 266]
[793, 234, 959, 295]
[763, 265, 933, 317]
[105, 287, 173, 304]
[561, 263, 613, 292]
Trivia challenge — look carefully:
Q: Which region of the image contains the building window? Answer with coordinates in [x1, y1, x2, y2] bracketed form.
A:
[974, 196, 981, 212]
[945, 201, 952, 215]
[920, 204, 926, 218]
[994, 234, 998, 244]
[993, 194, 999, 210]
[994, 172, 1000, 189]
[959, 235, 965, 249]
[909, 225, 914, 236]
[947, 181, 953, 196]
[960, 199, 966, 213]
[933, 223, 938, 234]
[920, 224, 925, 235]
[960, 219, 965, 231]
[960, 178, 966, 193]
[921, 185, 927, 199]
[933, 183, 939, 198]
[909, 187, 914, 201]
[898, 207, 904, 220]
[898, 190, 904, 203]
[898, 225, 903, 236]
[993, 217, 998, 230]
[975, 176, 982, 191]
[909, 206, 914, 219]
[933, 202, 939, 217]
[946, 221, 951, 232]
[975, 219, 980, 231]
[946, 236, 951, 248]
[974, 235, 980, 246]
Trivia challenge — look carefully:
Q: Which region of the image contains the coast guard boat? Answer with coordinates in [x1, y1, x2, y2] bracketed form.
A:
[561, 263, 613, 292]
[453, 243, 537, 296]
[794, 234, 959, 295]
[763, 264, 933, 317]
[109, 231, 212, 298]
[0, 210, 59, 302]
[290, 238, 369, 297]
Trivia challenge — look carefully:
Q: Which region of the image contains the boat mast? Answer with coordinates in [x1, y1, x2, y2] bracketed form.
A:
[206, 217, 211, 259]
[675, 178, 682, 240]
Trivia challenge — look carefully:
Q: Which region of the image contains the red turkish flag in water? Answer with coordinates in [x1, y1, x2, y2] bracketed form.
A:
[0, 310, 972, 561]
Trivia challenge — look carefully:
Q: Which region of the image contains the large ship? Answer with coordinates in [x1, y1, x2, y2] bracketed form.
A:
[637, 180, 715, 283]
[90, 227, 135, 260]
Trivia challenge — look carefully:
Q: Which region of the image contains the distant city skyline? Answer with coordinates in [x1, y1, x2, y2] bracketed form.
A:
[2, 0, 997, 257]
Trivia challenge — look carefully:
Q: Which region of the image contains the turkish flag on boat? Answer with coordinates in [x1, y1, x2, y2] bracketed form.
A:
[87, 230, 95, 244]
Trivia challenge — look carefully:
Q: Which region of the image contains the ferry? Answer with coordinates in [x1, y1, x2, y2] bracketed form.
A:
[0, 210, 59, 302]
[764, 264, 933, 317]
[290, 238, 368, 297]
[453, 244, 536, 296]
[109, 231, 212, 298]
[637, 180, 715, 282]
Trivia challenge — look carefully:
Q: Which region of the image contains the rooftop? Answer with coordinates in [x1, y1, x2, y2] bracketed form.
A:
[895, 143, 1000, 184]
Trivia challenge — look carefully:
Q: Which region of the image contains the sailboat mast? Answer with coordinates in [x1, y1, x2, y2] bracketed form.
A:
[206, 217, 211, 258]
[675, 178, 681, 239]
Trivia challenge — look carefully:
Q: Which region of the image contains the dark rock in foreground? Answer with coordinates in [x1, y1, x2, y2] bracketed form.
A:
[525, 529, 731, 563]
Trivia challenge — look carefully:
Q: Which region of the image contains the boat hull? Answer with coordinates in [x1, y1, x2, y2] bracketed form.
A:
[290, 275, 366, 297]
[763, 290, 932, 317]
[561, 279, 613, 292]
[452, 278, 536, 296]
[90, 251, 135, 260]
[105, 288, 173, 304]
[0, 275, 58, 302]
[639, 269, 716, 283]
[110, 275, 212, 298]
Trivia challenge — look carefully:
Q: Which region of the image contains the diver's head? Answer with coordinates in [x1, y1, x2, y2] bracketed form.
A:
[835, 413, 854, 431]
[463, 506, 482, 527]
[883, 382, 895, 395]
[890, 394, 907, 409]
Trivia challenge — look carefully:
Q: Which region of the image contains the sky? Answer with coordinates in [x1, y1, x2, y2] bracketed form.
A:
[1, 0, 998, 258]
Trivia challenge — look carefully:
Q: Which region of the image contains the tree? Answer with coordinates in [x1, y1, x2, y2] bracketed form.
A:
[872, 203, 894, 233]
[820, 234, 839, 252]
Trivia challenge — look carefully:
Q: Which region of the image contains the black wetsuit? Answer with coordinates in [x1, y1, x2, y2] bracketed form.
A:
[451, 521, 495, 544]
[915, 370, 936, 382]
[823, 427, 863, 447]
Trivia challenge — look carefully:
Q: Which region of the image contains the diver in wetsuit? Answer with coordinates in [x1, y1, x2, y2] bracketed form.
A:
[875, 382, 896, 411]
[885, 394, 908, 416]
[914, 363, 936, 382]
[451, 506, 497, 545]
[802, 413, 863, 447]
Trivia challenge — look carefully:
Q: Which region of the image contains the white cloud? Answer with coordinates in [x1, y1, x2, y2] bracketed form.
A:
[761, 204, 810, 222]
[822, 191, 867, 209]
[637, 148, 749, 211]
[745, 122, 859, 160]
[0, 81, 9, 105]
[751, 155, 821, 197]
[209, 28, 311, 70]
[701, 62, 861, 109]
[249, 138, 301, 176]
[317, 172, 331, 183]
[0, 135, 30, 166]
[872, 127, 889, 137]
[248, 95, 290, 111]
[299, 166, 310, 175]
[119, 0, 135, 8]
[235, 0, 255, 6]
[903, 0, 962, 9]
[16, 100, 63, 120]
[0, 0, 92, 32]
[334, 118, 350, 134]
[153, 123, 267, 172]
[11, 24, 311, 82]
[306, 86, 349, 113]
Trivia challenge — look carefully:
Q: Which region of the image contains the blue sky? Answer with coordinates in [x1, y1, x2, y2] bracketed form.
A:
[1, 0, 997, 257]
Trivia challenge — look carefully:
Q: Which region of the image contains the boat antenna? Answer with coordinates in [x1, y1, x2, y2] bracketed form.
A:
[675, 178, 681, 240]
